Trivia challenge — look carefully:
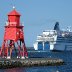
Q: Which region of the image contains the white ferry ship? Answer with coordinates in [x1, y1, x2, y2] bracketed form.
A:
[33, 22, 72, 51]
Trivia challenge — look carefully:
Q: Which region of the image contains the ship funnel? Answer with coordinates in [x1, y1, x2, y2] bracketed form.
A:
[54, 22, 60, 31]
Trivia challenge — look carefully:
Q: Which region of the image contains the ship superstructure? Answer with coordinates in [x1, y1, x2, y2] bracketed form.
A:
[33, 22, 72, 51]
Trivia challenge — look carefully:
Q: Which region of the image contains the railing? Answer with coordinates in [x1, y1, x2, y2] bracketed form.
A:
[5, 22, 24, 26]
[5, 22, 17, 25]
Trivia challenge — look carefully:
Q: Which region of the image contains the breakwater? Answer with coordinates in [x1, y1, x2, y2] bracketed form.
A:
[0, 58, 64, 69]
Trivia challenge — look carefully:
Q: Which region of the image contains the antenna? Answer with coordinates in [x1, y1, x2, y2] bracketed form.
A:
[67, 26, 71, 32]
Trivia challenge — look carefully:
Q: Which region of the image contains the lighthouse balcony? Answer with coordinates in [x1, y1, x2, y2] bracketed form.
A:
[5, 22, 22, 26]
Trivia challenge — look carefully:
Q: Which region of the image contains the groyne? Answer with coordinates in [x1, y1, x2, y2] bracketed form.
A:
[0, 58, 64, 69]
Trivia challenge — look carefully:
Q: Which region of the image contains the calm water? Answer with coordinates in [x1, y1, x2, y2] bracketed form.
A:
[0, 51, 72, 72]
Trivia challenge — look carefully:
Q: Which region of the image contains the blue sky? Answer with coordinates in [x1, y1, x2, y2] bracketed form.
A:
[0, 0, 72, 47]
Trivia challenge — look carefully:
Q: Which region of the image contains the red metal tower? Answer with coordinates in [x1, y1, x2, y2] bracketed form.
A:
[0, 7, 28, 59]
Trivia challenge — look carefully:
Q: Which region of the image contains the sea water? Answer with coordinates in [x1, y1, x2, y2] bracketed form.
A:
[0, 51, 72, 72]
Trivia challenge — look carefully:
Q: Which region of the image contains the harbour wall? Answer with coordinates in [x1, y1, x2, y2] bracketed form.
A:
[0, 58, 64, 69]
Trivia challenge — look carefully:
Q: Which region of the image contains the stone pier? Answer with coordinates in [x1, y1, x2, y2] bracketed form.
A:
[0, 58, 64, 69]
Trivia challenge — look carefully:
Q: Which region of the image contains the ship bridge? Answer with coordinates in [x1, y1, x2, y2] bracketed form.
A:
[36, 30, 57, 42]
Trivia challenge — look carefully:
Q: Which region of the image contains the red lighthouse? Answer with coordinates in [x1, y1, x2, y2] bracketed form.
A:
[0, 7, 28, 59]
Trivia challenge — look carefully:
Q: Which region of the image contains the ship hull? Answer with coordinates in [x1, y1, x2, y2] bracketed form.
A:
[52, 43, 72, 51]
[34, 42, 72, 51]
